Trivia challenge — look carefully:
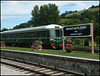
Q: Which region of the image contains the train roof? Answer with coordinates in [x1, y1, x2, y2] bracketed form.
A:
[1, 24, 62, 34]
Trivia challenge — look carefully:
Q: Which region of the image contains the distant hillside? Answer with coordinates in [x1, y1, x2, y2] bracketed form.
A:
[65, 7, 99, 18]
[60, 7, 99, 39]
[60, 7, 99, 24]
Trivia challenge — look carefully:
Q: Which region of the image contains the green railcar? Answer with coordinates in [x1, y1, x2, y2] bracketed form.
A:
[1, 24, 62, 48]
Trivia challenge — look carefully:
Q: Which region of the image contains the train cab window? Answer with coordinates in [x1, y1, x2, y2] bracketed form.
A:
[56, 30, 60, 37]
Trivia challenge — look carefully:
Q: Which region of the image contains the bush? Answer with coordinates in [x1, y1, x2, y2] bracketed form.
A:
[74, 38, 81, 45]
[95, 36, 100, 47]
[73, 45, 99, 53]
[84, 39, 89, 46]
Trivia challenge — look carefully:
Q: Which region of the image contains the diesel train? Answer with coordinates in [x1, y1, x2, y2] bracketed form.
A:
[1, 24, 62, 48]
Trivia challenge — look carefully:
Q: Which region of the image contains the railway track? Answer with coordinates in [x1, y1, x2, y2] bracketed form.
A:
[1, 63, 42, 76]
[1, 58, 80, 76]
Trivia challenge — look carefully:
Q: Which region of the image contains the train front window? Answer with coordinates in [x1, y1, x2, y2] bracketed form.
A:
[56, 30, 60, 37]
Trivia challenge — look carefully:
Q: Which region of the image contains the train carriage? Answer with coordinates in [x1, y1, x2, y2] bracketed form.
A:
[1, 24, 62, 48]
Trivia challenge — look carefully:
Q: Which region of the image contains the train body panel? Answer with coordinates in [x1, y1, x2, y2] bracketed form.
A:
[1, 24, 62, 48]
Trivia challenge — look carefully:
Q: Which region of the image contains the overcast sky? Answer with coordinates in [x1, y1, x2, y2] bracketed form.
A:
[1, 1, 99, 29]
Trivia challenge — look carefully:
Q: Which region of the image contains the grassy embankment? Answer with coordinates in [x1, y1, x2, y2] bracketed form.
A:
[1, 46, 99, 59]
[65, 7, 99, 17]
[60, 7, 99, 24]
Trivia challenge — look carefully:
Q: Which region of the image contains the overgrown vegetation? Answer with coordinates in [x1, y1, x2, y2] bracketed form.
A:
[95, 36, 100, 47]
[74, 38, 81, 45]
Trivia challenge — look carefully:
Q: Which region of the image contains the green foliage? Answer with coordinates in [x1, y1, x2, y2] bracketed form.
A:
[1, 28, 8, 32]
[95, 36, 100, 47]
[60, 19, 70, 24]
[66, 19, 81, 25]
[64, 7, 99, 18]
[61, 10, 77, 18]
[90, 5, 99, 9]
[31, 5, 40, 26]
[82, 18, 90, 23]
[74, 38, 81, 45]
[13, 22, 32, 29]
[31, 4, 60, 26]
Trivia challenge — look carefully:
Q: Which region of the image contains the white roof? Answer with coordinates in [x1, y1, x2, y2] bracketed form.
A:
[1, 24, 62, 34]
[45, 24, 62, 29]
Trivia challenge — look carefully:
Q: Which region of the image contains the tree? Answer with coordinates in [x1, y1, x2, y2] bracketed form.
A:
[47, 4, 60, 24]
[75, 10, 77, 12]
[66, 19, 74, 25]
[27, 20, 33, 27]
[1, 28, 8, 32]
[31, 5, 40, 26]
[65, 11, 69, 14]
[13, 23, 29, 29]
[31, 4, 60, 26]
[39, 5, 48, 25]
